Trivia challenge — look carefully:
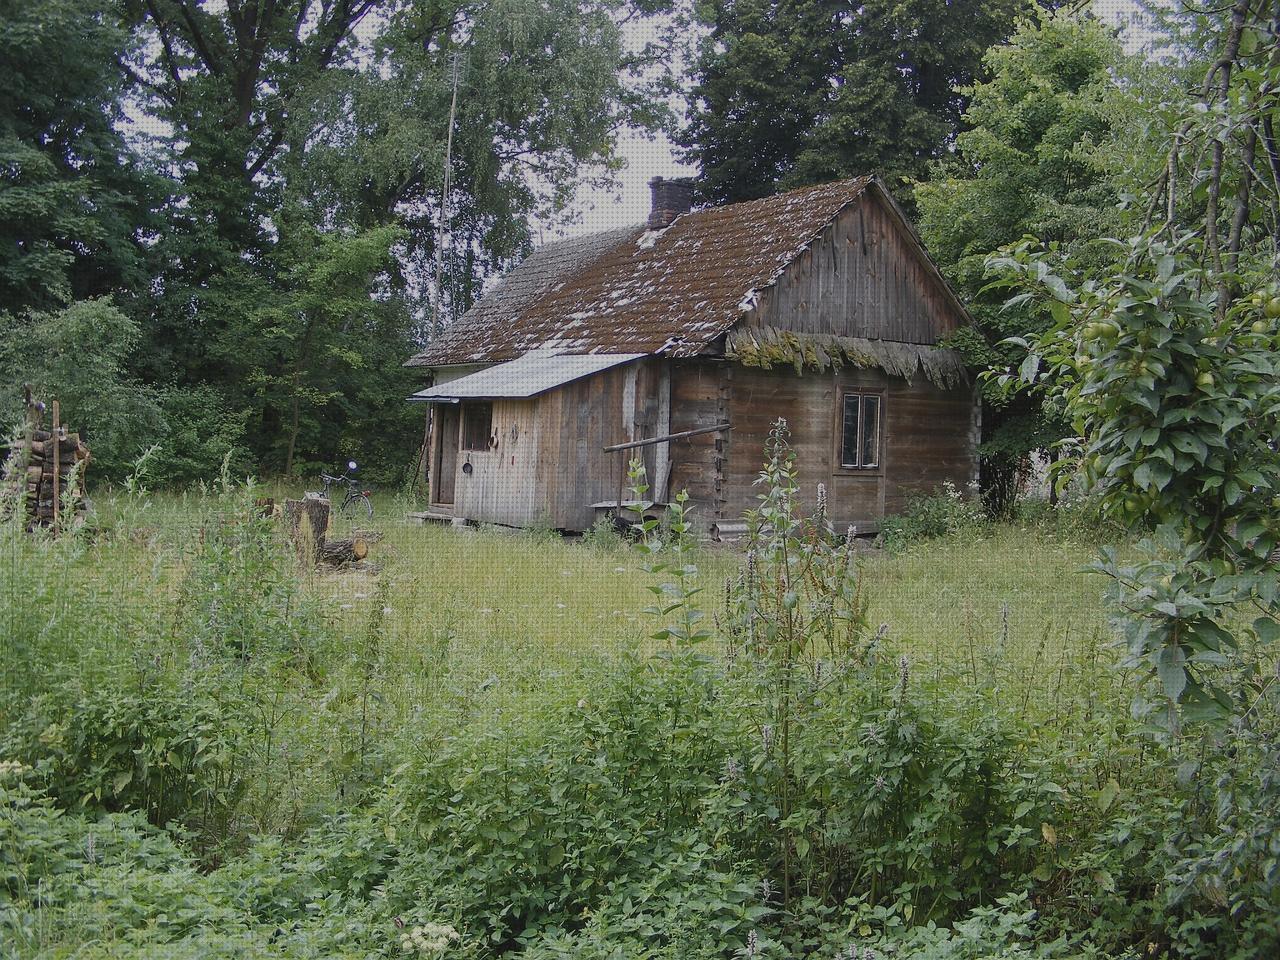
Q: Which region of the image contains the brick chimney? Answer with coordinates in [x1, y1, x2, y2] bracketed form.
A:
[647, 176, 695, 229]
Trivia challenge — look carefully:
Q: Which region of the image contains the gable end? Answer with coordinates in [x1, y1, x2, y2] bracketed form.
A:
[742, 183, 968, 346]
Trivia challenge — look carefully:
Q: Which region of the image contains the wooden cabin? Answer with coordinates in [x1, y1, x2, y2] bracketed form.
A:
[406, 176, 978, 536]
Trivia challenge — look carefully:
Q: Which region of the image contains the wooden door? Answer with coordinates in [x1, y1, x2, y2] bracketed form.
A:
[433, 405, 460, 504]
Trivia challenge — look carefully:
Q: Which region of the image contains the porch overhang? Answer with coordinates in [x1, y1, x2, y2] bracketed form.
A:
[406, 350, 645, 403]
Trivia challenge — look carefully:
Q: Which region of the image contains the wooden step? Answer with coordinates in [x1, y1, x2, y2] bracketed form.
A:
[407, 510, 456, 525]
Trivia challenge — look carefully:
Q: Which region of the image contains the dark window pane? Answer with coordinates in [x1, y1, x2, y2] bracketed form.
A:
[860, 395, 880, 468]
[461, 402, 493, 451]
[841, 395, 860, 467]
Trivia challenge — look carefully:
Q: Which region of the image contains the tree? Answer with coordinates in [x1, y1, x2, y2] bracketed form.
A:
[679, 0, 1030, 204]
[0, 300, 162, 477]
[287, 0, 663, 329]
[119, 0, 672, 480]
[260, 220, 412, 476]
[994, 0, 1280, 734]
[914, 10, 1128, 513]
[0, 0, 160, 312]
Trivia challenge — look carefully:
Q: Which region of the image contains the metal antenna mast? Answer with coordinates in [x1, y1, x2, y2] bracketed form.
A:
[433, 51, 461, 340]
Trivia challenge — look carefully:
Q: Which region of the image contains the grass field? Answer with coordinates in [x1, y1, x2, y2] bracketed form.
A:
[86, 487, 1120, 743]
[8, 484, 1275, 960]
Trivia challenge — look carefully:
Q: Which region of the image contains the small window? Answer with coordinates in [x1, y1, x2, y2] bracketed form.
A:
[840, 393, 881, 469]
[461, 402, 493, 451]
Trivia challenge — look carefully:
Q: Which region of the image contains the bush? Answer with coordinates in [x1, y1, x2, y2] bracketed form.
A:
[579, 515, 623, 551]
[0, 299, 162, 479]
[151, 385, 251, 487]
[0, 679, 248, 834]
[879, 480, 985, 549]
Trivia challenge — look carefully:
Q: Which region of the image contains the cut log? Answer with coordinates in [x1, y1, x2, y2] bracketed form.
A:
[30, 438, 84, 459]
[284, 497, 330, 560]
[319, 537, 369, 565]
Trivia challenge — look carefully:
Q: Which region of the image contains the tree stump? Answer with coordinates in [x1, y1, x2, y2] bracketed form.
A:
[284, 497, 330, 561]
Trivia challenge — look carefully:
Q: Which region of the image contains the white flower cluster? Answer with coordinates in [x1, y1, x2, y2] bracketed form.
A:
[0, 759, 30, 778]
[399, 922, 460, 955]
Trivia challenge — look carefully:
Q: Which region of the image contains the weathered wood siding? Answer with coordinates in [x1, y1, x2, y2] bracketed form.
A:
[748, 191, 965, 344]
[532, 358, 667, 531]
[450, 398, 541, 525]
[668, 359, 731, 525]
[706, 365, 976, 531]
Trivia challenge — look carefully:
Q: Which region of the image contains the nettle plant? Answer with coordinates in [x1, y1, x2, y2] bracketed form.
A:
[992, 234, 1280, 734]
[627, 457, 712, 651]
[721, 419, 875, 903]
[726, 419, 873, 668]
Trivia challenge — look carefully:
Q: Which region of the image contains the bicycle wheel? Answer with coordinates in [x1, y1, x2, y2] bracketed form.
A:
[339, 493, 373, 520]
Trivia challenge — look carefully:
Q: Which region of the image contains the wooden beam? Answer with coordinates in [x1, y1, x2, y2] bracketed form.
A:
[603, 422, 730, 453]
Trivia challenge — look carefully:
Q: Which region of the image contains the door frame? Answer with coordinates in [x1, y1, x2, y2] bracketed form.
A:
[432, 404, 461, 505]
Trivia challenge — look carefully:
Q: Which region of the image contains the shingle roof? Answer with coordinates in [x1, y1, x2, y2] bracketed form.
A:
[406, 177, 875, 367]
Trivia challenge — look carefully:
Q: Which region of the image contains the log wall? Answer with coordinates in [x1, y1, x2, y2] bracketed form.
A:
[665, 362, 977, 533]
[534, 358, 666, 530]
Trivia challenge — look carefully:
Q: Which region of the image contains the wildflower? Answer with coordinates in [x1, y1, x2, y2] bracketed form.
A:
[744, 929, 760, 957]
[400, 921, 461, 955]
[760, 877, 773, 902]
[816, 483, 828, 526]
[874, 775, 887, 793]
[757, 723, 777, 753]
[723, 756, 742, 782]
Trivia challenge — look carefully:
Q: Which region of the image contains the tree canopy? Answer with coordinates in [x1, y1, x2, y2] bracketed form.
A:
[2, 0, 673, 483]
[914, 9, 1129, 511]
[678, 0, 1032, 203]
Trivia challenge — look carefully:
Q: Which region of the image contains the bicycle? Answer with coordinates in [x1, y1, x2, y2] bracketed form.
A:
[317, 461, 374, 519]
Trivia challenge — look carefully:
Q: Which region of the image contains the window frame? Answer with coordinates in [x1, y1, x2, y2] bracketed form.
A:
[835, 390, 884, 473]
[460, 401, 494, 452]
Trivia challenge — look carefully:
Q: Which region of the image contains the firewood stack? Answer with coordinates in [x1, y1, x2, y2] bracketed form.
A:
[2, 388, 90, 530]
[25, 429, 91, 525]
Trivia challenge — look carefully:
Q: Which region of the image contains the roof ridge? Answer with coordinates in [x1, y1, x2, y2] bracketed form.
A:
[407, 176, 891, 367]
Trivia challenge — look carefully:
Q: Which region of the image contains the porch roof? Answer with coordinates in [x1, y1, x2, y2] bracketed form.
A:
[406, 350, 645, 402]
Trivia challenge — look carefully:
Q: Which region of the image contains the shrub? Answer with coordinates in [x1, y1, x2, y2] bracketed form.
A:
[0, 678, 249, 835]
[151, 385, 251, 487]
[579, 515, 624, 551]
[879, 479, 985, 549]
